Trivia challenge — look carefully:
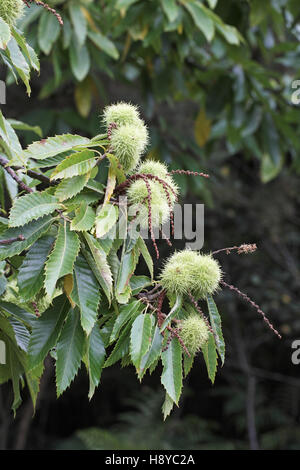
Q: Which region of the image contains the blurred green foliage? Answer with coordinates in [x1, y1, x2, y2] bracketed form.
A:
[8, 0, 300, 185]
[1, 0, 300, 451]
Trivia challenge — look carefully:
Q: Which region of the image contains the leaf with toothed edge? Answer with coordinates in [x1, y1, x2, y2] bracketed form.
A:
[9, 192, 60, 227]
[18, 235, 54, 301]
[0, 18, 11, 50]
[206, 295, 225, 365]
[161, 336, 182, 405]
[82, 233, 113, 303]
[110, 300, 141, 344]
[70, 202, 95, 232]
[50, 150, 96, 180]
[21, 134, 91, 161]
[73, 253, 101, 335]
[136, 237, 153, 280]
[160, 295, 182, 333]
[201, 332, 217, 384]
[138, 325, 163, 380]
[104, 308, 141, 368]
[130, 313, 154, 369]
[28, 296, 70, 370]
[87, 323, 106, 400]
[56, 307, 85, 397]
[0, 215, 54, 261]
[183, 353, 194, 377]
[54, 173, 90, 201]
[44, 222, 80, 298]
[162, 392, 175, 421]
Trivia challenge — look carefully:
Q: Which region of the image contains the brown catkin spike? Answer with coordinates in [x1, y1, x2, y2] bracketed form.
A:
[156, 290, 166, 327]
[140, 175, 160, 259]
[168, 169, 210, 178]
[23, 0, 63, 25]
[212, 244, 257, 256]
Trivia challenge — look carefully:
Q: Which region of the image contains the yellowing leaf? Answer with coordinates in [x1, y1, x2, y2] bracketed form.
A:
[64, 274, 76, 308]
[194, 108, 211, 147]
[80, 6, 99, 33]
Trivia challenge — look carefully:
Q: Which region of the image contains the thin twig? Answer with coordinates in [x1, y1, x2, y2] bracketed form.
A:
[212, 244, 257, 256]
[0, 155, 33, 193]
[221, 280, 282, 339]
[0, 235, 25, 246]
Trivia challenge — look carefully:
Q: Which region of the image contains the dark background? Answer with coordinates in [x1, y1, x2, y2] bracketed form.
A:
[0, 0, 300, 450]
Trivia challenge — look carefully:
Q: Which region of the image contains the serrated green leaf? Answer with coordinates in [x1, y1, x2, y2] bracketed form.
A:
[22, 134, 90, 162]
[6, 341, 23, 413]
[206, 295, 225, 365]
[130, 275, 152, 295]
[136, 237, 153, 280]
[0, 215, 54, 261]
[82, 233, 113, 303]
[54, 173, 90, 201]
[0, 315, 29, 352]
[115, 284, 132, 304]
[0, 18, 11, 49]
[56, 307, 85, 396]
[183, 353, 194, 377]
[104, 309, 140, 368]
[25, 363, 43, 411]
[116, 246, 139, 298]
[95, 203, 118, 239]
[28, 296, 70, 370]
[110, 300, 141, 344]
[50, 150, 96, 180]
[87, 323, 106, 400]
[45, 222, 80, 298]
[130, 313, 153, 369]
[70, 202, 95, 232]
[5, 37, 31, 95]
[0, 301, 35, 328]
[162, 392, 175, 420]
[9, 191, 60, 227]
[17, 235, 54, 300]
[161, 336, 182, 405]
[73, 254, 101, 335]
[138, 325, 163, 380]
[160, 295, 182, 333]
[11, 27, 40, 72]
[0, 110, 23, 162]
[201, 332, 217, 384]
